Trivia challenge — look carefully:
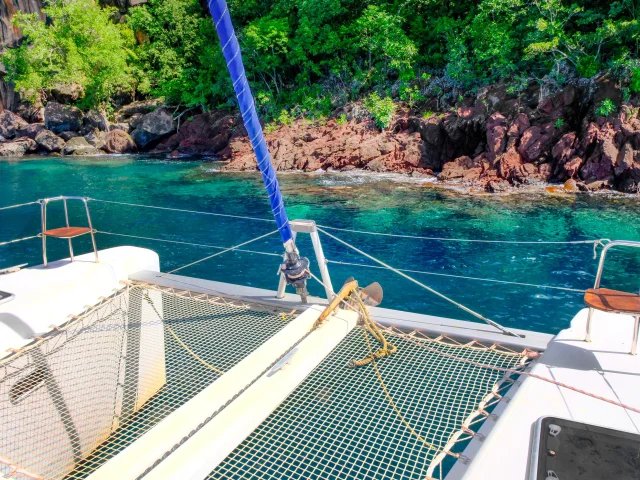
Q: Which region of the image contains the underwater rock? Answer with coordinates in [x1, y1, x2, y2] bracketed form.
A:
[44, 102, 83, 134]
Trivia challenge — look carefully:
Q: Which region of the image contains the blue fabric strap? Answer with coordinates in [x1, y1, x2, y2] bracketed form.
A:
[206, 0, 293, 244]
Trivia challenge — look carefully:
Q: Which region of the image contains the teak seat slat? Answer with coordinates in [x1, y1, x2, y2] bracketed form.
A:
[584, 288, 640, 315]
[44, 227, 92, 239]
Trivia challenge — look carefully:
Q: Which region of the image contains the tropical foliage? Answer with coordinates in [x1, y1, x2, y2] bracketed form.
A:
[2, 0, 639, 119]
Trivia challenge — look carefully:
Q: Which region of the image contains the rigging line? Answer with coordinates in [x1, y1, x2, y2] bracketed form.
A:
[316, 224, 603, 245]
[98, 231, 583, 293]
[162, 229, 279, 275]
[89, 198, 607, 247]
[392, 325, 640, 415]
[142, 292, 225, 374]
[0, 200, 40, 211]
[326, 259, 586, 293]
[0, 234, 41, 247]
[317, 227, 523, 338]
[96, 230, 282, 258]
[88, 198, 275, 224]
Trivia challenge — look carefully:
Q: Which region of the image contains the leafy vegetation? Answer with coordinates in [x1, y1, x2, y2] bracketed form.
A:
[2, 0, 640, 120]
[2, 0, 135, 108]
[364, 92, 395, 129]
[596, 98, 617, 117]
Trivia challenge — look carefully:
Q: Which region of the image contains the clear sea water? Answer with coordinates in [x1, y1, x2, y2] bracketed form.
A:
[2, 155, 640, 335]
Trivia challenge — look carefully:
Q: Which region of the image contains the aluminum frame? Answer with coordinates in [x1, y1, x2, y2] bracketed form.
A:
[40, 196, 98, 267]
[586, 239, 640, 354]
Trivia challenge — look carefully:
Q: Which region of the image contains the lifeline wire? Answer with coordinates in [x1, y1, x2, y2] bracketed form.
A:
[96, 230, 587, 294]
[87, 198, 606, 247]
[0, 201, 39, 211]
[317, 227, 523, 338]
[0, 234, 41, 248]
[162, 229, 279, 275]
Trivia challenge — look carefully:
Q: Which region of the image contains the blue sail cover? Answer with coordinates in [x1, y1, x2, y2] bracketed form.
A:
[206, 0, 294, 245]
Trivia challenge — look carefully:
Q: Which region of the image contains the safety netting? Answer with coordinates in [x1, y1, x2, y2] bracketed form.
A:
[0, 283, 298, 480]
[208, 326, 533, 480]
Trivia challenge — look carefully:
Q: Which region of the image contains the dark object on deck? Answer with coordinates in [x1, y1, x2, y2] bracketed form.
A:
[531, 416, 640, 480]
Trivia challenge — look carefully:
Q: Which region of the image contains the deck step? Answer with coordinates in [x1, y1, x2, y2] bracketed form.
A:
[44, 227, 93, 239]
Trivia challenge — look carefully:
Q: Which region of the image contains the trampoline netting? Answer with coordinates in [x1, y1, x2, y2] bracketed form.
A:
[0, 283, 298, 480]
[1, 281, 533, 480]
[208, 326, 532, 480]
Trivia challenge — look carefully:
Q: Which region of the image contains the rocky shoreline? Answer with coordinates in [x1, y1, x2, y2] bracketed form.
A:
[1, 79, 640, 195]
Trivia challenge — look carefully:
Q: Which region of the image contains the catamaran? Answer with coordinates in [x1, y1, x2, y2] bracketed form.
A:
[1, 1, 639, 479]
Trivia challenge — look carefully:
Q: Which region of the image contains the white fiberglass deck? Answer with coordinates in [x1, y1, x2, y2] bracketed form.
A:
[0, 247, 159, 355]
[449, 307, 640, 480]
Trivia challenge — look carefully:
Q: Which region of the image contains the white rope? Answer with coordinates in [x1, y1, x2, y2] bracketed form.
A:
[96, 231, 282, 258]
[0, 234, 41, 247]
[163, 229, 279, 275]
[88, 198, 275, 224]
[88, 198, 608, 247]
[326, 259, 586, 293]
[97, 230, 584, 294]
[317, 227, 524, 338]
[317, 224, 603, 245]
[0, 201, 39, 211]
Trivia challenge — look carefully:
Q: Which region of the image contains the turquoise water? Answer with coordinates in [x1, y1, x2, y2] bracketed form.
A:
[2, 155, 640, 334]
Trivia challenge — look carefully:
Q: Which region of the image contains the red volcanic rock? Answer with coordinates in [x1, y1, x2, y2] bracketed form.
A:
[498, 149, 523, 180]
[223, 117, 428, 174]
[552, 132, 577, 163]
[517, 126, 553, 162]
[580, 125, 617, 181]
[559, 156, 583, 179]
[439, 155, 485, 182]
[103, 129, 136, 154]
[154, 111, 234, 155]
[580, 122, 600, 152]
[615, 142, 634, 176]
[486, 112, 508, 157]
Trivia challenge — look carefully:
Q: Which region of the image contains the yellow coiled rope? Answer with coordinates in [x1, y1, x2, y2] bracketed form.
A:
[347, 292, 397, 368]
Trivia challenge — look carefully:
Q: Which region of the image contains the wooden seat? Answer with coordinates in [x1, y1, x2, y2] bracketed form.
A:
[44, 227, 92, 239]
[584, 288, 640, 315]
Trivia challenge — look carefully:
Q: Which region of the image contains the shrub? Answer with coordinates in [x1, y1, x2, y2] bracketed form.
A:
[630, 68, 640, 94]
[336, 113, 347, 125]
[554, 118, 564, 128]
[364, 92, 395, 129]
[595, 99, 616, 117]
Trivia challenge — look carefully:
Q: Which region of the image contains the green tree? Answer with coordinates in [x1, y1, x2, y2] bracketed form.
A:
[350, 5, 417, 79]
[243, 17, 290, 96]
[128, 0, 230, 108]
[2, 0, 136, 108]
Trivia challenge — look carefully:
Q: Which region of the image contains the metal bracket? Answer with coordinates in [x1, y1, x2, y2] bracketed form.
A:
[276, 220, 334, 300]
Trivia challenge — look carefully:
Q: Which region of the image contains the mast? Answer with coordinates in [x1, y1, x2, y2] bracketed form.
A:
[206, 0, 311, 301]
